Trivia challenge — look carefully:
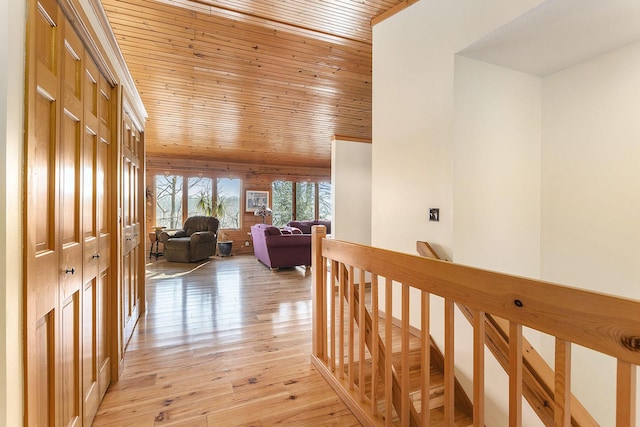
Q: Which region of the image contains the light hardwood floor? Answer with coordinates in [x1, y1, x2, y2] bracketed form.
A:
[93, 255, 362, 426]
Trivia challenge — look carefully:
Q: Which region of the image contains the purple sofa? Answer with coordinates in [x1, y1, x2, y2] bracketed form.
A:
[285, 220, 331, 235]
[250, 224, 311, 269]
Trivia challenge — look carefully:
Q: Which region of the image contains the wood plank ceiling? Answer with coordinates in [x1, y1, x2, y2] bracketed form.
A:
[100, 0, 406, 168]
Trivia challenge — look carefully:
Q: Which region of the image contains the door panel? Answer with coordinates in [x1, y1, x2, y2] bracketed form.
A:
[97, 270, 111, 398]
[34, 312, 55, 427]
[61, 292, 80, 427]
[82, 278, 98, 426]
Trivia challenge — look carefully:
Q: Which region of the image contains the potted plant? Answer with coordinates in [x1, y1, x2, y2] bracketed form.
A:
[195, 191, 232, 256]
[217, 229, 233, 257]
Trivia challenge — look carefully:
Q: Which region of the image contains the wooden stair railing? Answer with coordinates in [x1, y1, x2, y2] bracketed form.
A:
[416, 241, 598, 426]
[311, 226, 640, 427]
[331, 262, 474, 426]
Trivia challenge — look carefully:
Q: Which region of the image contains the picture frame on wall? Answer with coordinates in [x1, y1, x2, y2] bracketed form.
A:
[246, 190, 269, 212]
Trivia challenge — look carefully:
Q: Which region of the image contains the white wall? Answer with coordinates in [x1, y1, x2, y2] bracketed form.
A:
[372, 0, 544, 259]
[453, 56, 542, 278]
[331, 139, 372, 245]
[0, 0, 26, 424]
[452, 56, 544, 425]
[373, 2, 546, 425]
[373, 0, 640, 424]
[540, 39, 640, 422]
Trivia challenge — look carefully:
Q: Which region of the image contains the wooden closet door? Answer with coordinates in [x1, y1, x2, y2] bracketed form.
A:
[24, 0, 61, 423]
[81, 54, 113, 426]
[97, 75, 113, 400]
[59, 20, 85, 427]
[121, 117, 141, 348]
[25, 0, 117, 424]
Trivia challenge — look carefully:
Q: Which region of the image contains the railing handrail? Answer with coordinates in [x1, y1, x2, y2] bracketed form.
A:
[418, 241, 598, 426]
[319, 235, 640, 365]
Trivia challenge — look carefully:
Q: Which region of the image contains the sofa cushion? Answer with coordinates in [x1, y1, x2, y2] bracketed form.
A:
[265, 226, 282, 236]
[286, 220, 331, 234]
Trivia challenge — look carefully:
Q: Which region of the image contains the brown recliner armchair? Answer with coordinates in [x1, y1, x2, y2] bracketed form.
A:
[158, 216, 220, 262]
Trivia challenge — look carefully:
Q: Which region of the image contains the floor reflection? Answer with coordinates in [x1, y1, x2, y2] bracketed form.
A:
[138, 257, 313, 348]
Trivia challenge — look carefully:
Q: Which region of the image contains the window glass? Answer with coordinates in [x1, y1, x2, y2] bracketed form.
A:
[271, 180, 293, 227]
[155, 175, 183, 228]
[217, 178, 241, 229]
[318, 181, 332, 221]
[295, 182, 316, 221]
[187, 177, 213, 217]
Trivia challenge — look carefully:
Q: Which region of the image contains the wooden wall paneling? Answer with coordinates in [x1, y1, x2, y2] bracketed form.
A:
[99, 0, 384, 168]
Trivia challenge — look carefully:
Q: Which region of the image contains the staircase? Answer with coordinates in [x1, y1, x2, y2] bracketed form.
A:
[315, 259, 474, 426]
[344, 327, 474, 426]
[310, 227, 640, 427]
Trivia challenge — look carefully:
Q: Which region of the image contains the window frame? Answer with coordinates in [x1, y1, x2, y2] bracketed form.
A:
[152, 172, 243, 230]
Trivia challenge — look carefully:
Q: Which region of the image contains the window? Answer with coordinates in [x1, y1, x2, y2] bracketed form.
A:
[155, 175, 183, 228]
[271, 180, 331, 226]
[153, 174, 242, 230]
[295, 182, 316, 221]
[187, 176, 213, 217]
[318, 182, 332, 220]
[217, 178, 241, 229]
[272, 181, 293, 227]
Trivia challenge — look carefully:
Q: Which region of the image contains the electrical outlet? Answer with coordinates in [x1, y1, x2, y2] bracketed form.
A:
[244, 240, 250, 247]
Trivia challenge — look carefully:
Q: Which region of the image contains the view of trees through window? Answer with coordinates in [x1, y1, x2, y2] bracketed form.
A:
[271, 180, 331, 227]
[216, 178, 241, 229]
[271, 181, 293, 227]
[318, 182, 332, 220]
[155, 174, 241, 229]
[155, 175, 183, 228]
[295, 182, 315, 220]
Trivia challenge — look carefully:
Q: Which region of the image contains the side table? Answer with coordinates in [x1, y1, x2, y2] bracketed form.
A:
[150, 226, 166, 259]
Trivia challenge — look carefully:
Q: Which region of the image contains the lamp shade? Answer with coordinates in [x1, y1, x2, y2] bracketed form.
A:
[254, 205, 272, 223]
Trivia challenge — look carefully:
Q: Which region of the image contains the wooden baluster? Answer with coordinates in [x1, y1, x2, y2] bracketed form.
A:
[311, 225, 326, 358]
[330, 259, 338, 371]
[371, 274, 380, 416]
[554, 338, 571, 426]
[444, 299, 455, 425]
[359, 268, 366, 402]
[473, 310, 485, 426]
[509, 322, 523, 427]
[616, 359, 637, 427]
[338, 262, 345, 380]
[385, 277, 393, 426]
[348, 266, 355, 390]
[421, 292, 430, 427]
[401, 283, 410, 427]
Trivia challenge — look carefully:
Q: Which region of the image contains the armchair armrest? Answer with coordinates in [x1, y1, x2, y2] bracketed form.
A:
[158, 229, 187, 243]
[190, 231, 216, 243]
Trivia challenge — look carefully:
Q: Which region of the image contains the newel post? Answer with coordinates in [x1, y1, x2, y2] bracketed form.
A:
[311, 225, 327, 358]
